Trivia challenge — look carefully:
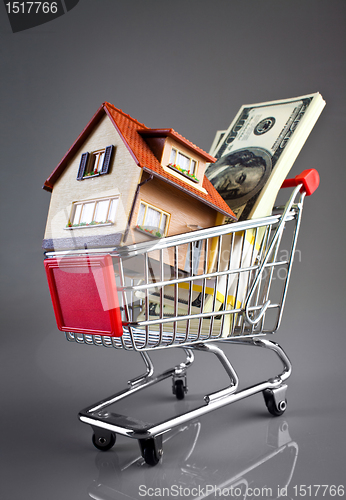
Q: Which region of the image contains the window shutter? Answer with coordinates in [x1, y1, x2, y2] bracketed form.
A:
[100, 145, 114, 175]
[77, 152, 89, 180]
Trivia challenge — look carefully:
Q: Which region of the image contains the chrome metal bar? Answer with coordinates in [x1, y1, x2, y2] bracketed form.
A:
[125, 262, 264, 293]
[128, 351, 154, 387]
[174, 347, 195, 376]
[275, 193, 306, 331]
[158, 248, 164, 347]
[246, 226, 261, 335]
[117, 257, 134, 350]
[80, 339, 292, 440]
[184, 242, 193, 343]
[221, 232, 235, 335]
[172, 244, 178, 344]
[144, 252, 150, 349]
[46, 209, 297, 260]
[82, 347, 195, 415]
[113, 211, 298, 259]
[209, 234, 223, 337]
[256, 222, 283, 331]
[44, 209, 298, 260]
[192, 343, 239, 403]
[244, 185, 302, 325]
[229, 337, 292, 382]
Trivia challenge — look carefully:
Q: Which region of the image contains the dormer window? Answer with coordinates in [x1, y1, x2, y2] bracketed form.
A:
[168, 148, 199, 182]
[77, 145, 114, 180]
[169, 148, 197, 174]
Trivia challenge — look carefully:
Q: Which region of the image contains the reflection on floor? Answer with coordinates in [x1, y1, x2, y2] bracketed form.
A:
[88, 418, 298, 500]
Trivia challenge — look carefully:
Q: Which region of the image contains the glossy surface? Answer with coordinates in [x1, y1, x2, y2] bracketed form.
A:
[44, 255, 123, 337]
[1, 331, 345, 499]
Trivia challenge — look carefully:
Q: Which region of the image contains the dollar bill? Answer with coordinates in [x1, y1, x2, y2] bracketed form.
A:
[206, 93, 326, 220]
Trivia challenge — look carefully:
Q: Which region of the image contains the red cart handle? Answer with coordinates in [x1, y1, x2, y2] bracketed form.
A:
[281, 168, 319, 196]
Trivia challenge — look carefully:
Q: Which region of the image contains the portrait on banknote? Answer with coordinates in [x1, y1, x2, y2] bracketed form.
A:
[206, 95, 323, 220]
[205, 147, 271, 210]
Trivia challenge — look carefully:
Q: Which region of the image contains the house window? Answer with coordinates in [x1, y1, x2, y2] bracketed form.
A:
[77, 145, 114, 180]
[90, 150, 105, 173]
[136, 201, 170, 238]
[168, 148, 198, 182]
[67, 197, 119, 228]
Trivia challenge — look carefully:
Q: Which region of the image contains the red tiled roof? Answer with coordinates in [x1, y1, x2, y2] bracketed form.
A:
[43, 102, 236, 219]
[103, 103, 235, 218]
[138, 128, 216, 163]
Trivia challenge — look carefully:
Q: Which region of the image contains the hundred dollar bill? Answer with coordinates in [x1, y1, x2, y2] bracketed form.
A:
[206, 93, 326, 220]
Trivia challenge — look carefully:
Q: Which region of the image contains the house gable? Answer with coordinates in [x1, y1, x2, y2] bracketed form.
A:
[43, 114, 142, 250]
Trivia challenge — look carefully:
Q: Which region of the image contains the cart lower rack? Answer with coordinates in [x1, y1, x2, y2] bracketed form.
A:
[44, 169, 319, 466]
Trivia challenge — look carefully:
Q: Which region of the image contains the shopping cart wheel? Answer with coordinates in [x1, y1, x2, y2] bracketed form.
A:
[263, 389, 287, 416]
[139, 436, 163, 466]
[92, 430, 116, 451]
[174, 379, 186, 400]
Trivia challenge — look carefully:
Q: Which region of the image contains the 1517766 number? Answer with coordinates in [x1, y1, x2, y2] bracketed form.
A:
[5, 2, 58, 13]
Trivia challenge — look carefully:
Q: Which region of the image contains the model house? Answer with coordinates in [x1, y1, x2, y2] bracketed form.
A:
[42, 102, 236, 261]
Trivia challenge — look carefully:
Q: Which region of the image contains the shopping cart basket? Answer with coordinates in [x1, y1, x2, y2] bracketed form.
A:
[44, 169, 319, 466]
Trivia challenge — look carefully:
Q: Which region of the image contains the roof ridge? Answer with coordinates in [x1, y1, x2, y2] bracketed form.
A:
[139, 127, 216, 162]
[103, 102, 149, 130]
[103, 105, 208, 157]
[169, 128, 200, 151]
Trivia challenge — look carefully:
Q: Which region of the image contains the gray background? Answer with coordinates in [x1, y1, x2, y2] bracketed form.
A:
[1, 1, 345, 499]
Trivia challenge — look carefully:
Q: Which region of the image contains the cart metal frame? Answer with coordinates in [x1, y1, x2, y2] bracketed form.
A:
[45, 172, 316, 466]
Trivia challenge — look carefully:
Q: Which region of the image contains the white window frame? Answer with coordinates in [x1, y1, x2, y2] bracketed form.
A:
[66, 196, 119, 228]
[136, 201, 170, 237]
[168, 148, 198, 177]
[83, 149, 106, 177]
[90, 149, 106, 174]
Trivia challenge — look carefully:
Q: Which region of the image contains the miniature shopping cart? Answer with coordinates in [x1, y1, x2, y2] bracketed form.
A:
[44, 169, 319, 466]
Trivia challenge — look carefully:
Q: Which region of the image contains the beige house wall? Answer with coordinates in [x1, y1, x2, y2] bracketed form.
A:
[44, 115, 142, 246]
[136, 176, 217, 235]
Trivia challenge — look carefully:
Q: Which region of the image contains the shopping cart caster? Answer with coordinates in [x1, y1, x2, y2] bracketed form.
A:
[92, 429, 116, 451]
[138, 436, 163, 466]
[263, 386, 287, 417]
[172, 375, 188, 400]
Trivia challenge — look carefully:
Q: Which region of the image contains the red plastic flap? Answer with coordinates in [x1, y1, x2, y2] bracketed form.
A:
[281, 169, 320, 196]
[44, 254, 123, 337]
